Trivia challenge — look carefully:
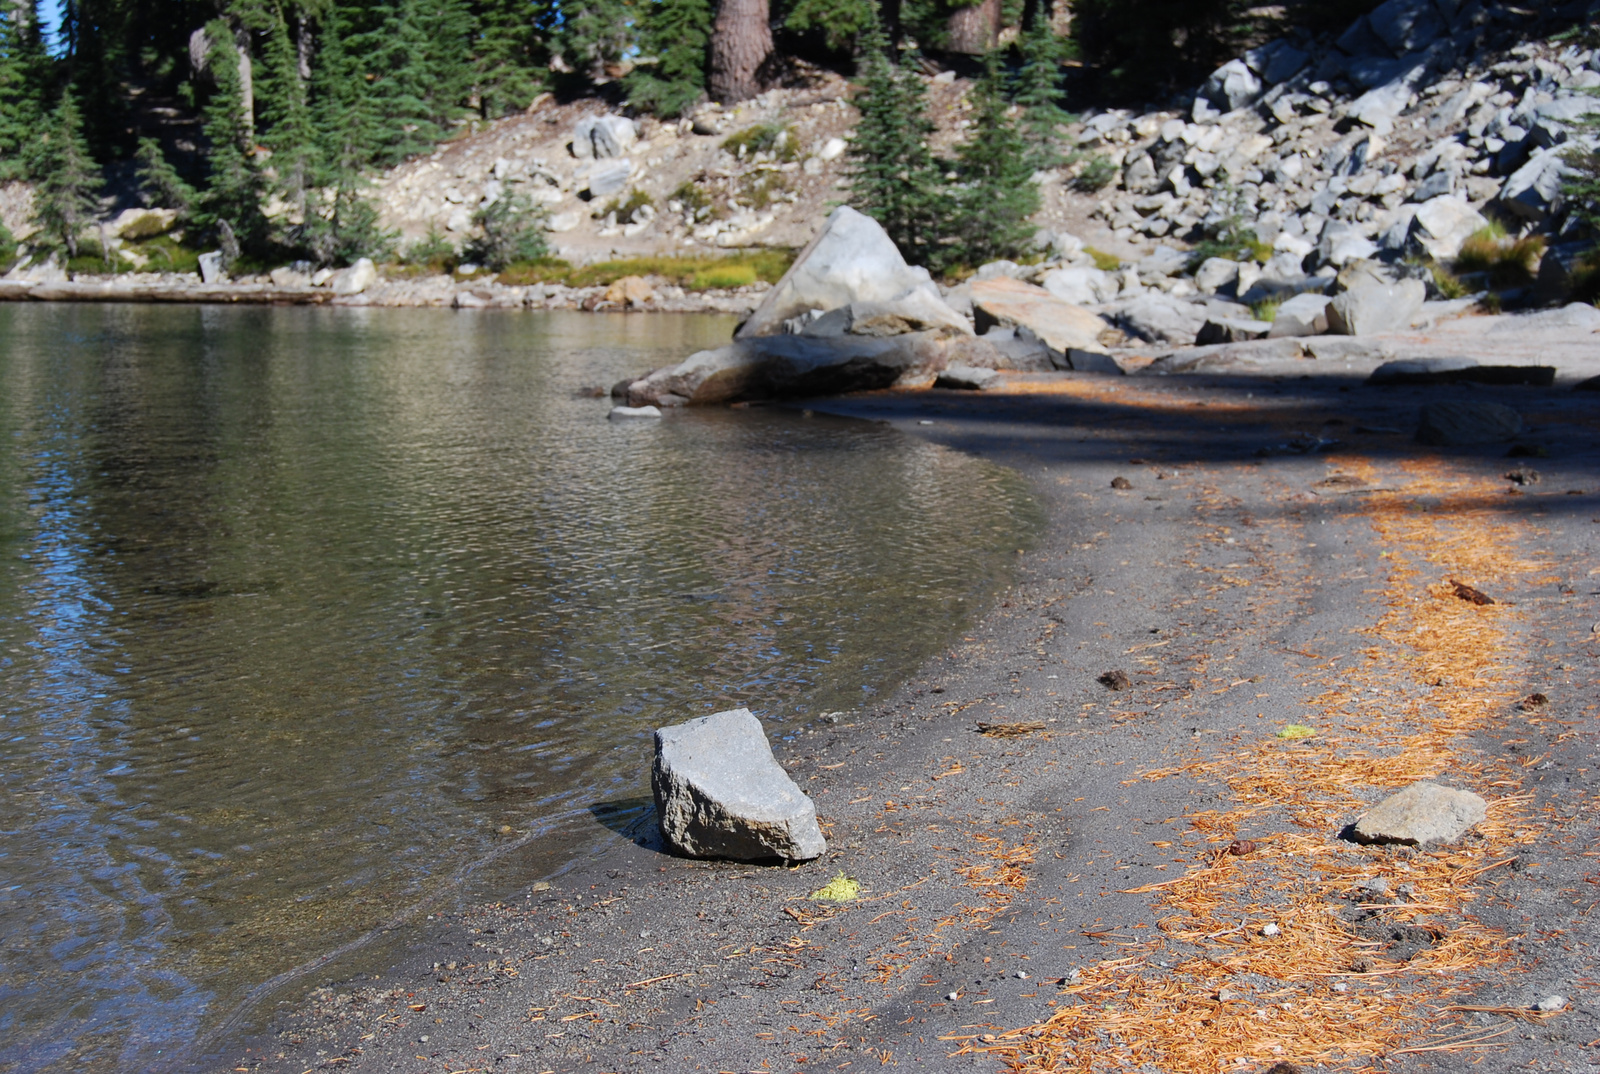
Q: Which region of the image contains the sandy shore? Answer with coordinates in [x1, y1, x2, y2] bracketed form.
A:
[220, 356, 1599, 1074]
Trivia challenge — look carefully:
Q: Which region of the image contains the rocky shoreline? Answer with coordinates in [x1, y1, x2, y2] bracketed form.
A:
[225, 353, 1600, 1074]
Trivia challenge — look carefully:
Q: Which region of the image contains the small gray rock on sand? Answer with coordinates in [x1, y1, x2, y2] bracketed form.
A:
[1416, 401, 1524, 445]
[1350, 781, 1487, 846]
[935, 365, 999, 391]
[652, 708, 826, 862]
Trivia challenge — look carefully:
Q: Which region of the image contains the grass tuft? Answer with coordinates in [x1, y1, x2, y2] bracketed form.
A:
[495, 250, 793, 290]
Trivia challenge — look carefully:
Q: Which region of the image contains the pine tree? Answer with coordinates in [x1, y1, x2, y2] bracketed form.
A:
[949, 53, 1038, 267]
[197, 18, 269, 258]
[30, 91, 102, 258]
[0, 0, 50, 181]
[256, 6, 319, 220]
[471, 0, 548, 117]
[466, 190, 546, 269]
[783, 0, 875, 52]
[554, 0, 636, 84]
[135, 137, 198, 217]
[1011, 18, 1072, 170]
[846, 22, 949, 267]
[624, 0, 711, 117]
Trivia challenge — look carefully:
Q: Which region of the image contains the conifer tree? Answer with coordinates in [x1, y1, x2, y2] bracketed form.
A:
[555, 0, 637, 84]
[0, 0, 50, 180]
[783, 0, 875, 52]
[472, 0, 547, 117]
[846, 21, 948, 267]
[135, 138, 198, 217]
[624, 0, 711, 117]
[198, 19, 269, 258]
[467, 190, 546, 269]
[257, 6, 319, 220]
[950, 52, 1038, 267]
[30, 91, 103, 258]
[1012, 18, 1072, 170]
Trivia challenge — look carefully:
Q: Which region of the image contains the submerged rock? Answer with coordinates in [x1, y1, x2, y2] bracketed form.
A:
[652, 709, 826, 862]
[1349, 781, 1487, 846]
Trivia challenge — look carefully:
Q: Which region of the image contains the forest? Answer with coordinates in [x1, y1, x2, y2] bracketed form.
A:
[0, 0, 1275, 271]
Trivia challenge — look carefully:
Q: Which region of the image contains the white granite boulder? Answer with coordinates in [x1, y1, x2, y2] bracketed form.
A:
[652, 709, 826, 862]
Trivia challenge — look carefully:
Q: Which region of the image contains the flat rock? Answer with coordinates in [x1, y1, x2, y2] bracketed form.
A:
[1416, 401, 1524, 445]
[608, 405, 662, 419]
[935, 365, 999, 390]
[1326, 279, 1425, 336]
[1195, 316, 1272, 345]
[738, 207, 946, 338]
[617, 330, 963, 406]
[652, 709, 825, 862]
[1370, 359, 1555, 386]
[969, 276, 1113, 355]
[1115, 292, 1211, 345]
[1487, 302, 1600, 334]
[1039, 266, 1119, 305]
[1349, 781, 1487, 846]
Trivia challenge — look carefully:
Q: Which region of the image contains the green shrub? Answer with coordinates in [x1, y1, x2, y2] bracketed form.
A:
[1085, 246, 1122, 272]
[467, 192, 549, 271]
[605, 189, 655, 223]
[1430, 264, 1470, 299]
[403, 226, 458, 271]
[1453, 227, 1544, 289]
[1250, 297, 1280, 322]
[738, 171, 789, 210]
[1070, 153, 1118, 192]
[722, 123, 798, 162]
[0, 221, 14, 272]
[671, 180, 714, 221]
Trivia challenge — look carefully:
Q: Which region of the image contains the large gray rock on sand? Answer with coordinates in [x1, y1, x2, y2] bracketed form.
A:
[1326, 279, 1425, 336]
[572, 114, 638, 159]
[1115, 292, 1210, 345]
[1416, 401, 1524, 445]
[1350, 781, 1487, 846]
[652, 709, 826, 861]
[970, 276, 1115, 359]
[739, 207, 952, 338]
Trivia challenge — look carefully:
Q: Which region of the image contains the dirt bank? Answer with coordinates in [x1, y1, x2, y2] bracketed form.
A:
[223, 363, 1599, 1074]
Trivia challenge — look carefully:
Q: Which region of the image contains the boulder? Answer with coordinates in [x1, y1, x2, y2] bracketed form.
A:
[198, 250, 226, 284]
[1366, 356, 1480, 385]
[109, 207, 177, 239]
[1202, 59, 1264, 113]
[616, 330, 963, 407]
[1499, 147, 1570, 223]
[1267, 292, 1332, 337]
[571, 114, 638, 160]
[1194, 257, 1242, 296]
[969, 277, 1115, 359]
[269, 265, 311, 288]
[1349, 781, 1487, 846]
[583, 159, 633, 198]
[935, 365, 999, 390]
[1411, 195, 1490, 260]
[1365, 0, 1445, 54]
[975, 326, 1055, 372]
[1196, 316, 1272, 345]
[1115, 292, 1210, 345]
[326, 257, 378, 295]
[1415, 401, 1524, 445]
[652, 709, 825, 862]
[1136, 245, 1190, 278]
[548, 211, 581, 233]
[1326, 279, 1425, 336]
[603, 275, 657, 308]
[608, 405, 662, 419]
[798, 282, 971, 338]
[738, 207, 947, 338]
[1533, 243, 1594, 304]
[1039, 266, 1119, 305]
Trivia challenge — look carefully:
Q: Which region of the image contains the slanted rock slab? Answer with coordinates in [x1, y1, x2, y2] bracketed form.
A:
[652, 709, 826, 862]
[1350, 781, 1487, 846]
[971, 277, 1114, 355]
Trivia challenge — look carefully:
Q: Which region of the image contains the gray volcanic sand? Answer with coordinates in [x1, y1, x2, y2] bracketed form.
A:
[226, 358, 1599, 1074]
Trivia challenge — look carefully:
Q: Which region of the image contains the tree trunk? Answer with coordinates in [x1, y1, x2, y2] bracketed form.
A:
[709, 0, 772, 104]
[945, 0, 1001, 55]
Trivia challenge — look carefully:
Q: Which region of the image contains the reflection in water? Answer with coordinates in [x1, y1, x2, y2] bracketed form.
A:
[0, 305, 1039, 1071]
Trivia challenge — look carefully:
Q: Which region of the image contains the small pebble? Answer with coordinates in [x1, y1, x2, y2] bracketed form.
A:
[1260, 923, 1281, 937]
[1333, 983, 1349, 993]
[917, 420, 933, 426]
[1014, 970, 1029, 979]
[1535, 996, 1567, 1012]
[945, 991, 959, 1002]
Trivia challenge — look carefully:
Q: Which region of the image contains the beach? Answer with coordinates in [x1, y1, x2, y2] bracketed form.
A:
[226, 362, 1600, 1074]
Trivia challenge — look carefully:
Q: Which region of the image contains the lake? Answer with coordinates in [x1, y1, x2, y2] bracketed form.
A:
[0, 304, 1038, 1071]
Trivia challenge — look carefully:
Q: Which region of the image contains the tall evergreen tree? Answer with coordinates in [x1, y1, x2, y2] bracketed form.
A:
[301, 12, 394, 264]
[950, 53, 1038, 267]
[471, 0, 547, 117]
[554, 0, 636, 84]
[197, 18, 269, 257]
[30, 91, 102, 258]
[624, 0, 711, 117]
[846, 21, 948, 266]
[135, 137, 198, 216]
[0, 0, 50, 180]
[783, 0, 875, 52]
[1011, 18, 1071, 170]
[256, 5, 318, 218]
